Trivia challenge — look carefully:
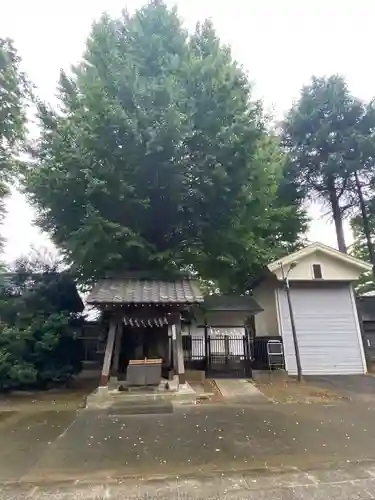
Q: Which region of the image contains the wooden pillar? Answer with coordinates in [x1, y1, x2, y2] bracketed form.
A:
[167, 328, 173, 373]
[171, 324, 178, 375]
[100, 317, 117, 387]
[111, 319, 123, 377]
[175, 321, 186, 384]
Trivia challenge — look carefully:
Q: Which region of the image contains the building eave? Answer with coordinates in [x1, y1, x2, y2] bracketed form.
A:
[267, 242, 372, 274]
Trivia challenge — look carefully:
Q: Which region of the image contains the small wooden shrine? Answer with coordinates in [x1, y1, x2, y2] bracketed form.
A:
[86, 275, 204, 388]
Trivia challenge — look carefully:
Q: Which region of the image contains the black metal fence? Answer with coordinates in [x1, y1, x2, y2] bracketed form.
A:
[208, 335, 251, 378]
[182, 334, 251, 378]
[250, 336, 284, 370]
[183, 336, 206, 371]
[183, 334, 285, 376]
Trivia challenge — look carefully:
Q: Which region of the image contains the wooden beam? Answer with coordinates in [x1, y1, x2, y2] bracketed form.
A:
[100, 317, 117, 386]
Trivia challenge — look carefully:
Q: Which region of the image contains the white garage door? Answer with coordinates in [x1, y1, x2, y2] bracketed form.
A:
[278, 286, 366, 375]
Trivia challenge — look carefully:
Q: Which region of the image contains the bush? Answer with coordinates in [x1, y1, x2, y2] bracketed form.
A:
[0, 325, 36, 390]
[0, 257, 84, 390]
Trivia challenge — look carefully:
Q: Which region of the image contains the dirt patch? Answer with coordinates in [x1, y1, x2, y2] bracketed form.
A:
[254, 378, 346, 404]
[0, 375, 98, 412]
[0, 390, 86, 412]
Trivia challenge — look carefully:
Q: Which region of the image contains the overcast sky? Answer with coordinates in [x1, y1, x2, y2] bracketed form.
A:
[1, 0, 374, 261]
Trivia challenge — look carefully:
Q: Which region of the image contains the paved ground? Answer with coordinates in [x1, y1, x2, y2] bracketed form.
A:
[1, 400, 375, 489]
[2, 375, 375, 498]
[14, 402, 375, 482]
[3, 462, 375, 498]
[0, 410, 77, 483]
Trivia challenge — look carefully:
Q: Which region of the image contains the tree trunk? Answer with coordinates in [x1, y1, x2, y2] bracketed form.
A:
[329, 187, 347, 253]
[354, 172, 375, 272]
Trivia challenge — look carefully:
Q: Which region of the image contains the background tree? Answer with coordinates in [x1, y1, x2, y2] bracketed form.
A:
[282, 75, 367, 253]
[0, 253, 83, 390]
[345, 100, 375, 271]
[351, 200, 375, 295]
[0, 38, 29, 251]
[25, 1, 306, 292]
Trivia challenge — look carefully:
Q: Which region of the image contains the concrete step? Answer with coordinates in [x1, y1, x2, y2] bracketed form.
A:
[109, 391, 195, 402]
[108, 400, 174, 415]
[85, 385, 198, 409]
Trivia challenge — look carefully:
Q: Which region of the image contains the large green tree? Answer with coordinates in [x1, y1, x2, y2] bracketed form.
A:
[282, 75, 370, 253]
[25, 1, 306, 292]
[0, 38, 29, 250]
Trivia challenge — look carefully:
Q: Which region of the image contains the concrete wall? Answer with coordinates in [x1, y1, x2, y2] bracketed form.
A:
[193, 310, 250, 327]
[272, 250, 364, 281]
[252, 282, 279, 337]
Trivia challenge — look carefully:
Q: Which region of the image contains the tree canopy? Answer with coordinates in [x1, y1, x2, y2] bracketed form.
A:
[282, 75, 374, 254]
[351, 213, 375, 295]
[25, 0, 306, 292]
[0, 38, 29, 250]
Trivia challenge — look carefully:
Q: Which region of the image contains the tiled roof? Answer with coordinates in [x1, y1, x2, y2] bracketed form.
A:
[86, 278, 204, 305]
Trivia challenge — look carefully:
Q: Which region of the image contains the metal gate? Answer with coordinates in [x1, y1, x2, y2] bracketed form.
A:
[183, 333, 251, 378]
[207, 335, 251, 378]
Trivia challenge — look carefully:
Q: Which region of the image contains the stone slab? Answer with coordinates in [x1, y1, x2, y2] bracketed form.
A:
[86, 381, 196, 409]
[214, 379, 269, 402]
